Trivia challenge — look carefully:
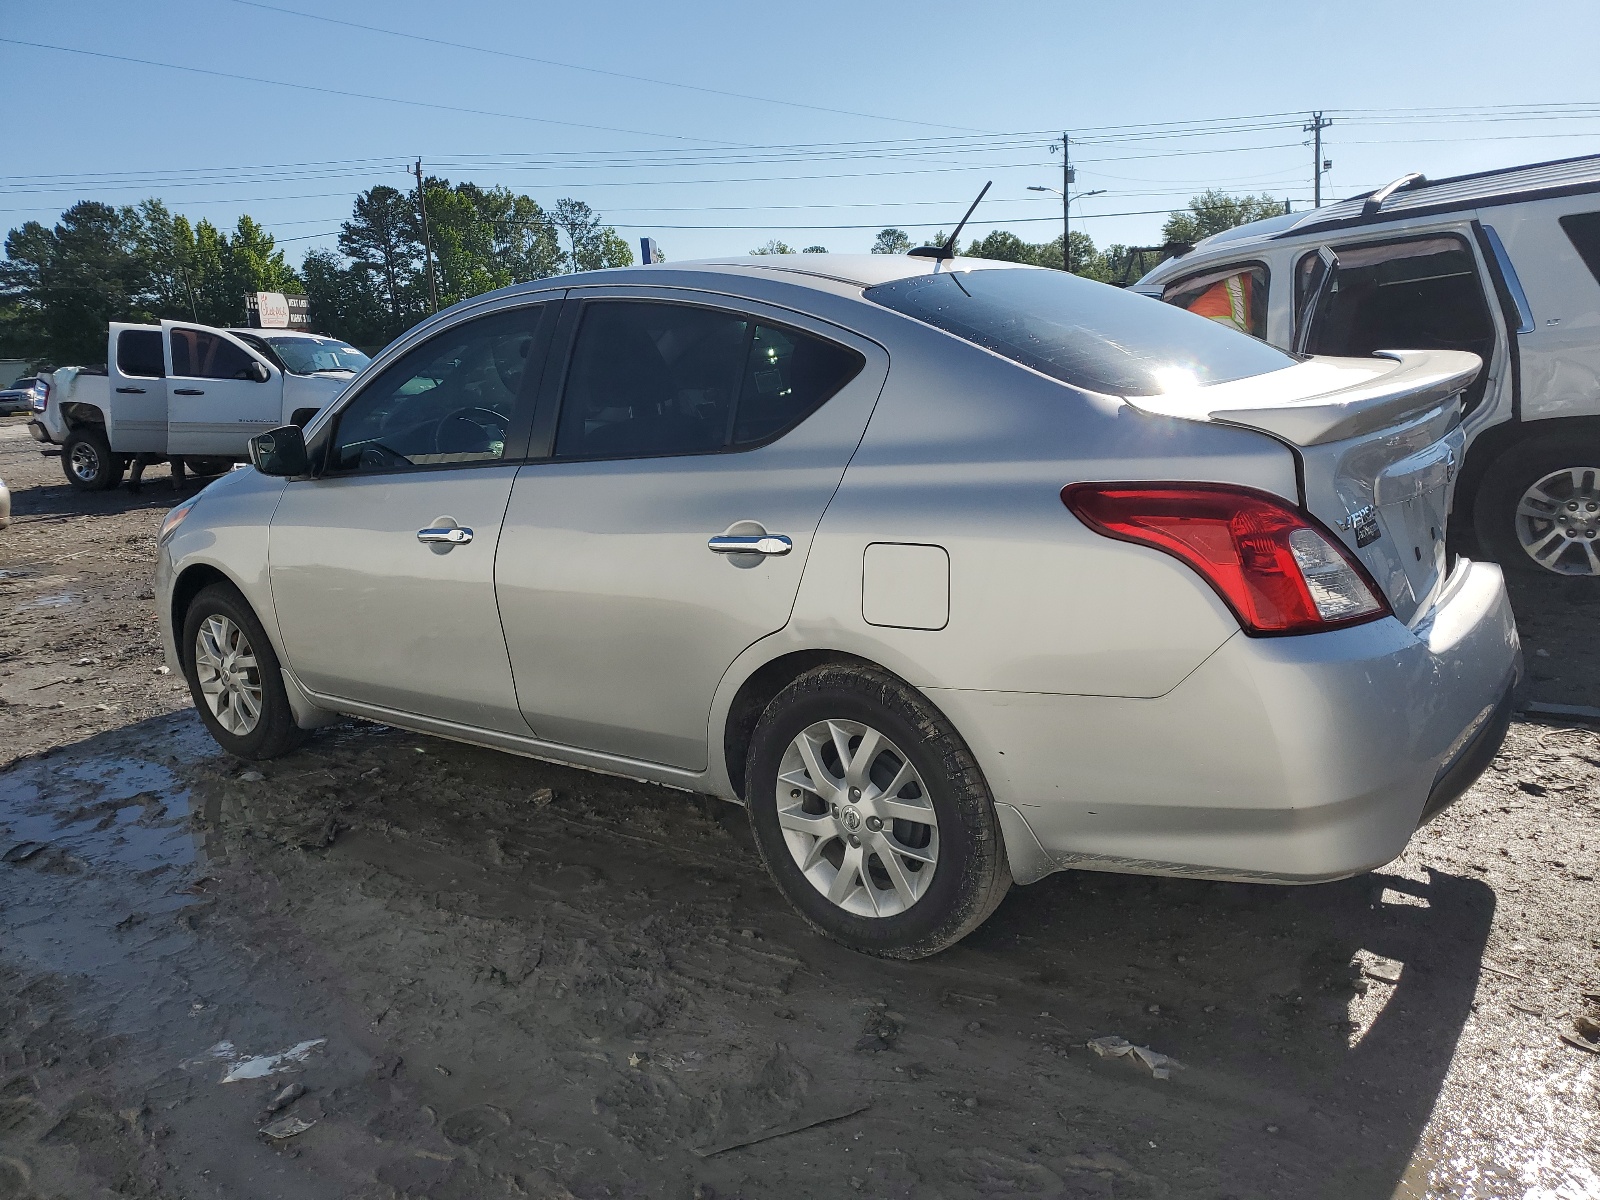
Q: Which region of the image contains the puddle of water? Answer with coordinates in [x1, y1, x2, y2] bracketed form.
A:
[1, 743, 201, 875]
[17, 590, 80, 609]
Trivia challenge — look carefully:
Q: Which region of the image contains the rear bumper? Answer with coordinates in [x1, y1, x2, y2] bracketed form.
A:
[934, 558, 1521, 886]
[27, 420, 54, 445]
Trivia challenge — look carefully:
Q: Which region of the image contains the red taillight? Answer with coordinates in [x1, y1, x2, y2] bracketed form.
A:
[1062, 482, 1390, 636]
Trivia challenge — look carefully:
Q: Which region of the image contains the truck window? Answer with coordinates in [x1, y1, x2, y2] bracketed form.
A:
[170, 328, 259, 381]
[1160, 264, 1269, 340]
[1558, 212, 1600, 286]
[1296, 234, 1496, 410]
[117, 330, 165, 378]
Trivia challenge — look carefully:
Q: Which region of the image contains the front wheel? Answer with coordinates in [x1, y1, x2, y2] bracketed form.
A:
[61, 427, 124, 491]
[744, 663, 1011, 959]
[181, 583, 308, 760]
[1474, 434, 1600, 577]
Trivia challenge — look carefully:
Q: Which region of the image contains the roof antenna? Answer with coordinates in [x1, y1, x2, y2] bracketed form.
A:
[909, 180, 991, 261]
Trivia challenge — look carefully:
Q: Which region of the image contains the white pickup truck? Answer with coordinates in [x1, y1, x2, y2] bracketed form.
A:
[30, 321, 368, 490]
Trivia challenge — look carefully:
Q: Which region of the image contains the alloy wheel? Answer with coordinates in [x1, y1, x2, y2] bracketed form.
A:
[1515, 466, 1600, 576]
[193, 614, 263, 736]
[774, 718, 939, 917]
[69, 442, 101, 483]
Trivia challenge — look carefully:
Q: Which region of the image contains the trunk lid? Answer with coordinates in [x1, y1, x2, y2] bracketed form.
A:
[1125, 349, 1480, 623]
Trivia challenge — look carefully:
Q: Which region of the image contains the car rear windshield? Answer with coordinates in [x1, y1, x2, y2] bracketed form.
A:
[865, 267, 1295, 396]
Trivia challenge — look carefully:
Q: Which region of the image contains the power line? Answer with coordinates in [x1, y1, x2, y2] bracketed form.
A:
[225, 0, 990, 135]
[0, 37, 747, 146]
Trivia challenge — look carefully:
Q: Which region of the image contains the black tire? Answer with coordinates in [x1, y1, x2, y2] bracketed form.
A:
[1473, 432, 1600, 577]
[180, 582, 308, 760]
[744, 663, 1011, 960]
[184, 456, 233, 478]
[61, 427, 124, 491]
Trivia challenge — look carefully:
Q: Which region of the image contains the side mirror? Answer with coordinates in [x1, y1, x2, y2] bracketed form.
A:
[248, 425, 309, 476]
[247, 360, 271, 383]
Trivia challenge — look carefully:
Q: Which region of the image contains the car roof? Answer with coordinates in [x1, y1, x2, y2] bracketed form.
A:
[1198, 153, 1600, 257]
[460, 253, 1035, 309]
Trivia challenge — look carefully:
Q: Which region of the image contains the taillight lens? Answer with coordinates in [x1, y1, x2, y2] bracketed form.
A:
[1062, 482, 1389, 636]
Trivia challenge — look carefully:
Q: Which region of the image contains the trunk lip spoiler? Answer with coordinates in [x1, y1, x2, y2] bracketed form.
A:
[1120, 349, 1482, 447]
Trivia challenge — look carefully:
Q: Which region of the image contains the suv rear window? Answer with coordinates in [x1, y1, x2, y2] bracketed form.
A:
[865, 267, 1293, 396]
[1559, 211, 1600, 286]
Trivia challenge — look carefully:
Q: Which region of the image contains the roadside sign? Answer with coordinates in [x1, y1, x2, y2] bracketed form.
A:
[245, 292, 312, 330]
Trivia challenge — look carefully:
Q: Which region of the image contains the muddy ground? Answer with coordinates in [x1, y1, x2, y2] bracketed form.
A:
[1, 413, 1597, 1200]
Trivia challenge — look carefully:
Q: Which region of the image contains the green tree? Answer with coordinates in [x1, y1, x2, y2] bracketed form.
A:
[964, 228, 1108, 279]
[802, 245, 827, 254]
[964, 229, 1033, 263]
[339, 185, 425, 339]
[0, 201, 150, 365]
[551, 198, 600, 273]
[871, 228, 911, 255]
[301, 248, 389, 348]
[750, 239, 796, 255]
[584, 227, 634, 271]
[1161, 190, 1288, 246]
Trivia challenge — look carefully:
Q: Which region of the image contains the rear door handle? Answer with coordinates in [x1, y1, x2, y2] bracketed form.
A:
[708, 534, 792, 556]
[173, 388, 205, 396]
[115, 386, 146, 394]
[418, 526, 474, 545]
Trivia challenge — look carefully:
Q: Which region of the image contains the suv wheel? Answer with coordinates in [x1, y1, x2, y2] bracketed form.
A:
[744, 663, 1011, 959]
[61, 427, 124, 491]
[1474, 434, 1600, 577]
[181, 582, 308, 759]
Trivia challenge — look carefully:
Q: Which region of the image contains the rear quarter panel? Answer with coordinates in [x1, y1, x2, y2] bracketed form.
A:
[786, 318, 1301, 699]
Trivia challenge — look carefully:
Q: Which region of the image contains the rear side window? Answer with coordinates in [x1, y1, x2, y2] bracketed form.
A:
[554, 301, 864, 460]
[169, 328, 258, 380]
[865, 267, 1293, 396]
[1559, 211, 1600, 285]
[1161, 264, 1269, 340]
[117, 329, 164, 378]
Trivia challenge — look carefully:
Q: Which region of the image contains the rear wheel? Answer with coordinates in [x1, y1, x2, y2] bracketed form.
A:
[181, 582, 308, 760]
[1474, 434, 1600, 577]
[744, 663, 1010, 959]
[61, 427, 123, 491]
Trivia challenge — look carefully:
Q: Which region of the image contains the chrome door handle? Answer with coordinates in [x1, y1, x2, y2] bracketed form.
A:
[708, 534, 792, 556]
[417, 526, 474, 545]
[173, 388, 205, 396]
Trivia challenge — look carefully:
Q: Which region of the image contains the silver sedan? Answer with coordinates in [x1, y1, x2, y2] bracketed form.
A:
[155, 255, 1521, 958]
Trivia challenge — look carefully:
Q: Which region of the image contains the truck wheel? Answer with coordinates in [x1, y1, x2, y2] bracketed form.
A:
[743, 663, 1011, 960]
[1474, 433, 1600, 577]
[180, 582, 308, 760]
[184, 457, 232, 478]
[61, 427, 123, 491]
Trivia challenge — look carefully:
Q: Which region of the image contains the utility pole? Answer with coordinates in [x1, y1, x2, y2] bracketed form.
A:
[1061, 131, 1072, 273]
[1303, 112, 1333, 208]
[412, 158, 439, 314]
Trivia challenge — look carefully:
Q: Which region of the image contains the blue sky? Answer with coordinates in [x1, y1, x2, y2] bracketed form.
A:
[4, 0, 1599, 267]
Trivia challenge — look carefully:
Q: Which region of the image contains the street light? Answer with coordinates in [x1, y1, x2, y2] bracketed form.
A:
[1028, 186, 1106, 272]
